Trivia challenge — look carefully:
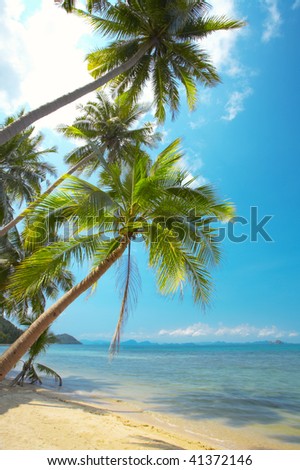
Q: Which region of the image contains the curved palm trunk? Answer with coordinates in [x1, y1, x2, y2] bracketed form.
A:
[0, 238, 128, 381]
[0, 41, 154, 146]
[0, 143, 106, 237]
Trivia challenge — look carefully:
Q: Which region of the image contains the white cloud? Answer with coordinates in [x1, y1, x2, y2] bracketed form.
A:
[261, 0, 282, 43]
[201, 0, 246, 77]
[0, 0, 93, 130]
[159, 322, 299, 340]
[292, 0, 300, 9]
[159, 323, 213, 338]
[189, 117, 206, 130]
[197, 1, 253, 123]
[222, 87, 253, 121]
[257, 326, 282, 337]
[214, 324, 256, 337]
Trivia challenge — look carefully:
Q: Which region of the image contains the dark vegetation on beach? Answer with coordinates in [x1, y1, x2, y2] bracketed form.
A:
[0, 316, 22, 344]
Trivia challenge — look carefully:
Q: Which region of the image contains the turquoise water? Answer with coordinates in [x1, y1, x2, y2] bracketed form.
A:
[1, 342, 300, 448]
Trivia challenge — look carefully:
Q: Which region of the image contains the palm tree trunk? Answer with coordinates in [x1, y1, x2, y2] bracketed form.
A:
[0, 144, 106, 237]
[0, 40, 154, 146]
[0, 238, 128, 381]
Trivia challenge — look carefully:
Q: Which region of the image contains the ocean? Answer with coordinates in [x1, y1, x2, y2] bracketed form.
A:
[1, 342, 300, 449]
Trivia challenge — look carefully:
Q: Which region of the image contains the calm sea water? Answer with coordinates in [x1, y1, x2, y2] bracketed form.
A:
[1, 342, 300, 448]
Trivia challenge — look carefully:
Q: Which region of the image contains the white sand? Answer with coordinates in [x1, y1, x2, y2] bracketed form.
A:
[0, 381, 213, 450]
[1, 380, 298, 450]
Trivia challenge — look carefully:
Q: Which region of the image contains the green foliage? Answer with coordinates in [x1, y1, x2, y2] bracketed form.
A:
[110, 241, 141, 354]
[0, 111, 56, 226]
[0, 222, 74, 321]
[0, 114, 75, 322]
[82, 0, 245, 122]
[0, 0, 243, 372]
[58, 91, 161, 173]
[11, 356, 62, 387]
[8, 140, 234, 351]
[11, 315, 62, 387]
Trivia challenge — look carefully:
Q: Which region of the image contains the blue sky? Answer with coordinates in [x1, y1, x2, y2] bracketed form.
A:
[1, 0, 299, 343]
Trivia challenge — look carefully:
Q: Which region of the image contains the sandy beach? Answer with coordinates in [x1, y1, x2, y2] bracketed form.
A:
[1, 376, 299, 451]
[0, 380, 214, 450]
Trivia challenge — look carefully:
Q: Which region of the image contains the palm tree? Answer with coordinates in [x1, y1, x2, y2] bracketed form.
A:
[0, 224, 73, 385]
[0, 224, 74, 321]
[0, 1, 245, 144]
[59, 92, 160, 167]
[0, 221, 73, 386]
[0, 139, 234, 379]
[0, 112, 56, 230]
[61, 0, 109, 13]
[0, 117, 73, 316]
[0, 228, 23, 317]
[11, 316, 62, 387]
[0, 93, 159, 237]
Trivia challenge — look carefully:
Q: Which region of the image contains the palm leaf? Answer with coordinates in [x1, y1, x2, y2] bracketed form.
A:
[9, 236, 105, 301]
[36, 363, 62, 386]
[110, 241, 141, 355]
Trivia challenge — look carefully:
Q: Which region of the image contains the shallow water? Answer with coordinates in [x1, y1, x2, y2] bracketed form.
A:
[1, 342, 300, 449]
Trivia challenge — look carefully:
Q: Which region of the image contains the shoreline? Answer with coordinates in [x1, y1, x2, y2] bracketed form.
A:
[1, 380, 299, 450]
[0, 380, 215, 450]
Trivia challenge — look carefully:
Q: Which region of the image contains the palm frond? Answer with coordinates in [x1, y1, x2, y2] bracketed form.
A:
[91, 238, 121, 268]
[150, 138, 184, 176]
[9, 236, 105, 302]
[147, 223, 186, 296]
[182, 250, 211, 305]
[176, 15, 246, 40]
[110, 242, 141, 355]
[36, 363, 62, 386]
[87, 0, 110, 14]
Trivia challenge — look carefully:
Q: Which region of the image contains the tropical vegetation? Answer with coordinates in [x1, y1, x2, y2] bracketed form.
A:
[0, 140, 234, 378]
[0, 112, 56, 233]
[11, 314, 62, 387]
[0, 316, 22, 344]
[0, 0, 243, 384]
[0, 114, 75, 382]
[0, 93, 159, 237]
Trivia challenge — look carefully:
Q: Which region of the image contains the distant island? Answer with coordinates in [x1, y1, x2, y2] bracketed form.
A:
[81, 339, 289, 347]
[0, 317, 289, 347]
[55, 334, 81, 345]
[0, 316, 81, 345]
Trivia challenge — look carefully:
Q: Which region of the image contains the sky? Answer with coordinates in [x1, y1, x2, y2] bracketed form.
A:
[0, 0, 299, 343]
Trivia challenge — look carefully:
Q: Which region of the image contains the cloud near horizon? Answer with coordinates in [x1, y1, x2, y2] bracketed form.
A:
[159, 322, 298, 340]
